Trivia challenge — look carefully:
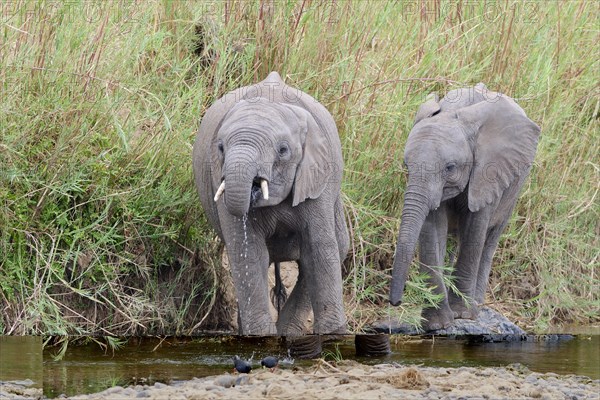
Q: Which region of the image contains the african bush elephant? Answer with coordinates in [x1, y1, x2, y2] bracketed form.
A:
[389, 83, 541, 331]
[193, 72, 348, 336]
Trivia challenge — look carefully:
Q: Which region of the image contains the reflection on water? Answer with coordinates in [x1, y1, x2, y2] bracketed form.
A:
[0, 336, 43, 388]
[40, 335, 600, 398]
[354, 335, 600, 378]
[43, 337, 289, 398]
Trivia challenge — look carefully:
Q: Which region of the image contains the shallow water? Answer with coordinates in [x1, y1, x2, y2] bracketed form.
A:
[1, 334, 598, 398]
[0, 336, 42, 388]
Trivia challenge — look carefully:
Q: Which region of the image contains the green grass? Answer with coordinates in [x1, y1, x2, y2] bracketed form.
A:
[1, 1, 597, 335]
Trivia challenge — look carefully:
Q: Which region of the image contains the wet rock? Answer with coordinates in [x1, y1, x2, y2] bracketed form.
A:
[371, 307, 526, 337]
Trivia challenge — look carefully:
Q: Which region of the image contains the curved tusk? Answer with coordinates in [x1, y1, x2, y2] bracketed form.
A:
[214, 181, 225, 202]
[260, 179, 269, 200]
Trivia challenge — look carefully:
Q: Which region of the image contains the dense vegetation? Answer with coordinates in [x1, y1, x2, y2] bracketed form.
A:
[1, 1, 597, 335]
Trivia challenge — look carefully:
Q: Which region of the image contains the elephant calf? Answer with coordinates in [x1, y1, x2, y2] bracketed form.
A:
[389, 84, 541, 331]
[193, 72, 349, 336]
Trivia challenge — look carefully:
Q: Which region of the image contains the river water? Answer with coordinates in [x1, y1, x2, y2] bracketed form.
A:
[0, 333, 598, 398]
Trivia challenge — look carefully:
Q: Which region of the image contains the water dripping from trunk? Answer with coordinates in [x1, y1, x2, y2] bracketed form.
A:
[242, 213, 248, 259]
[242, 213, 251, 309]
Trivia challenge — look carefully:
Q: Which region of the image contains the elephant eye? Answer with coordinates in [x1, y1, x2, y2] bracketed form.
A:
[445, 163, 456, 172]
[278, 142, 290, 157]
[217, 140, 224, 153]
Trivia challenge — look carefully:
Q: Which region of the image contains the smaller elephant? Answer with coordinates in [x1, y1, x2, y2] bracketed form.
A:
[389, 83, 540, 331]
[193, 72, 349, 336]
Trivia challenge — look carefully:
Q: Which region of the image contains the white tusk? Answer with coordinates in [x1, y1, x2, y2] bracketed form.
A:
[214, 181, 225, 202]
[260, 179, 269, 200]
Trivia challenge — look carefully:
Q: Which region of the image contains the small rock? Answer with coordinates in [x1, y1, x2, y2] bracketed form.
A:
[153, 382, 167, 389]
[346, 368, 366, 376]
[525, 375, 539, 384]
[235, 375, 250, 386]
[7, 380, 35, 387]
[136, 390, 151, 398]
[103, 386, 125, 394]
[214, 375, 236, 388]
[428, 391, 441, 400]
[204, 385, 223, 391]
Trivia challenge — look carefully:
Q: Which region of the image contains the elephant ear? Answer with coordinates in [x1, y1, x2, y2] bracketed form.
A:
[414, 93, 440, 125]
[284, 104, 331, 207]
[208, 101, 245, 190]
[457, 96, 541, 212]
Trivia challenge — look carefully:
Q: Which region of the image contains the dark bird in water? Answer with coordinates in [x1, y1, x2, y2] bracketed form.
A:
[260, 356, 279, 371]
[233, 355, 252, 374]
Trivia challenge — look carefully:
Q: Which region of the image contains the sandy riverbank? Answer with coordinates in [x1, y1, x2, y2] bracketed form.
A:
[42, 360, 598, 400]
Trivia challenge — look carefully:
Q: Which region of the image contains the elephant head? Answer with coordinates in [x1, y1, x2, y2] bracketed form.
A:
[210, 98, 330, 217]
[389, 92, 540, 306]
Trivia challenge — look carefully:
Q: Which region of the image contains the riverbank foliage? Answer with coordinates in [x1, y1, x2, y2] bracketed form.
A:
[1, 1, 597, 335]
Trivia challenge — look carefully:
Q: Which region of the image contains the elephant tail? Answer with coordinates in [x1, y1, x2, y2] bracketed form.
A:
[270, 262, 288, 314]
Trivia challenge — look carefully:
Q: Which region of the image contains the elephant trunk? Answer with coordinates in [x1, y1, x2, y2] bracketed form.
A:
[223, 149, 259, 218]
[390, 185, 430, 306]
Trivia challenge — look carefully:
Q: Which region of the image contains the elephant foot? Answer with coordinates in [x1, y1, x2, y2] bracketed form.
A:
[421, 307, 454, 332]
[314, 322, 347, 336]
[238, 313, 277, 335]
[278, 323, 308, 337]
[449, 296, 479, 320]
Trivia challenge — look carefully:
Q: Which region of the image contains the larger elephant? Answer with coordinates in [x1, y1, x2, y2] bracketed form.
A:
[389, 84, 540, 331]
[193, 72, 348, 336]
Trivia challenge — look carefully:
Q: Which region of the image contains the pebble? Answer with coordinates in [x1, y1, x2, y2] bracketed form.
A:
[526, 375, 539, 384]
[213, 375, 236, 388]
[234, 375, 250, 386]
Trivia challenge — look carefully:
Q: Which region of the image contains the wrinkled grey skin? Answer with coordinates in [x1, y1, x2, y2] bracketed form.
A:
[390, 84, 540, 331]
[193, 72, 348, 336]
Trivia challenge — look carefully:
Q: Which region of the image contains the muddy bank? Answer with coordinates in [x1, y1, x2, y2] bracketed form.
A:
[54, 361, 599, 400]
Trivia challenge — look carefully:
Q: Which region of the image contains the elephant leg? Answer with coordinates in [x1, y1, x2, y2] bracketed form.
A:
[418, 208, 453, 331]
[474, 183, 522, 307]
[473, 223, 507, 306]
[224, 223, 275, 335]
[276, 263, 312, 336]
[334, 195, 350, 262]
[448, 210, 491, 319]
[302, 220, 346, 334]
